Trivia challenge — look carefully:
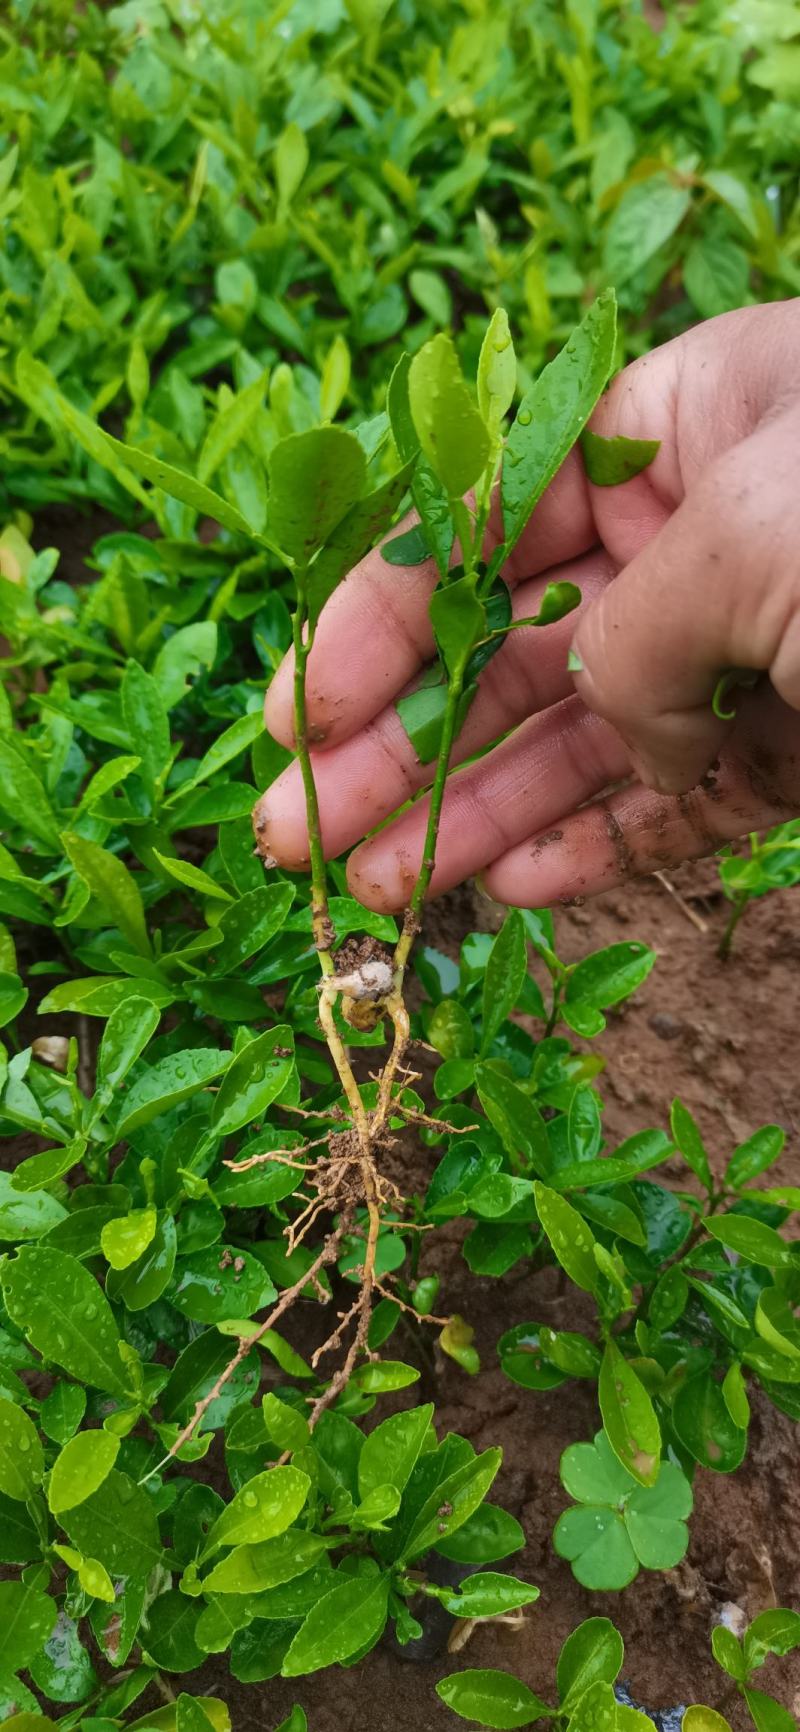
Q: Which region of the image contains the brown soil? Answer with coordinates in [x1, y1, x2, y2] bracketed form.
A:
[197, 862, 800, 1732]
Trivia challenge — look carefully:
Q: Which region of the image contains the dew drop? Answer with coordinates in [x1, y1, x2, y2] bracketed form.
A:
[242, 1489, 258, 1508]
[517, 408, 532, 426]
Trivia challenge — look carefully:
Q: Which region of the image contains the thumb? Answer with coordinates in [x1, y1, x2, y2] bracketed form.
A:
[570, 404, 800, 793]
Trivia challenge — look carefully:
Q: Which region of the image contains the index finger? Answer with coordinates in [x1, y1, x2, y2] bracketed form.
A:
[264, 450, 594, 753]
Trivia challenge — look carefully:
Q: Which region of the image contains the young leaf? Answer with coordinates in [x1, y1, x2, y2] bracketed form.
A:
[268, 428, 367, 565]
[598, 1343, 661, 1486]
[48, 1430, 120, 1515]
[670, 1099, 712, 1192]
[205, 1468, 310, 1553]
[358, 1405, 434, 1501]
[281, 1572, 390, 1676]
[209, 1025, 295, 1137]
[61, 833, 151, 959]
[408, 333, 491, 497]
[556, 1616, 624, 1706]
[1, 1247, 131, 1396]
[533, 1182, 598, 1294]
[502, 291, 617, 558]
[481, 909, 527, 1055]
[0, 1395, 45, 1500]
[436, 1670, 549, 1728]
[477, 309, 517, 435]
[95, 998, 161, 1096]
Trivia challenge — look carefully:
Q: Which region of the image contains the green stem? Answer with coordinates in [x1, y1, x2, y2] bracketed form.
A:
[718, 892, 748, 961]
[394, 662, 466, 976]
[292, 602, 334, 975]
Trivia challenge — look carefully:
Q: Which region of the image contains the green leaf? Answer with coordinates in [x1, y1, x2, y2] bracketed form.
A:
[101, 1208, 157, 1270]
[61, 1469, 162, 1577]
[408, 333, 491, 496]
[268, 428, 367, 565]
[116, 1048, 228, 1139]
[358, 1404, 434, 1500]
[682, 1712, 734, 1732]
[154, 852, 233, 903]
[210, 1025, 295, 1137]
[502, 291, 617, 558]
[436, 1670, 549, 1728]
[481, 910, 527, 1055]
[48, 1429, 119, 1514]
[121, 660, 170, 797]
[725, 1125, 785, 1190]
[684, 235, 750, 319]
[169, 1245, 275, 1324]
[144, 1592, 205, 1674]
[198, 370, 269, 486]
[477, 309, 517, 435]
[106, 1211, 177, 1311]
[563, 942, 656, 1036]
[381, 524, 431, 567]
[211, 885, 295, 974]
[711, 1627, 746, 1683]
[0, 972, 27, 1028]
[436, 1504, 525, 1565]
[400, 1446, 502, 1562]
[153, 622, 218, 710]
[443, 1572, 539, 1618]
[0, 1395, 44, 1500]
[580, 429, 660, 486]
[281, 1572, 390, 1676]
[430, 577, 486, 679]
[40, 1383, 86, 1446]
[0, 738, 61, 848]
[205, 1467, 310, 1553]
[705, 1214, 797, 1268]
[598, 1343, 661, 1485]
[670, 1100, 712, 1192]
[477, 1067, 551, 1178]
[352, 1360, 420, 1393]
[0, 1581, 57, 1674]
[81, 415, 252, 535]
[305, 460, 416, 627]
[742, 1689, 796, 1732]
[96, 998, 161, 1096]
[602, 175, 691, 285]
[744, 1609, 800, 1672]
[61, 833, 151, 958]
[672, 1370, 748, 1472]
[1, 1246, 131, 1396]
[202, 1532, 328, 1596]
[557, 1616, 624, 1705]
[534, 1181, 598, 1294]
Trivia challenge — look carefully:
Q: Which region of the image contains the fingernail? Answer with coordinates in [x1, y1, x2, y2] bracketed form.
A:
[567, 647, 584, 673]
[475, 873, 500, 904]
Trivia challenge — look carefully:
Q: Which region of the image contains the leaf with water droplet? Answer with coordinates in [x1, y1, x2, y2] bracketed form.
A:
[48, 1428, 119, 1515]
[0, 1394, 44, 1500]
[101, 1208, 157, 1271]
[502, 290, 617, 559]
[203, 1466, 310, 1555]
[1, 1246, 131, 1397]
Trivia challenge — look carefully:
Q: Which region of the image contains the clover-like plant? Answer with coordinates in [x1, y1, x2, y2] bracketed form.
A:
[553, 1428, 692, 1590]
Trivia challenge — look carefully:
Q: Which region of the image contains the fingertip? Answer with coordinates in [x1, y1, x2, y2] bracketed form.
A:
[346, 839, 419, 915]
[263, 653, 296, 750]
[251, 765, 312, 872]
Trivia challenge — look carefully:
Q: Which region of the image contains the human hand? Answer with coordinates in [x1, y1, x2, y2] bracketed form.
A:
[254, 301, 800, 910]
